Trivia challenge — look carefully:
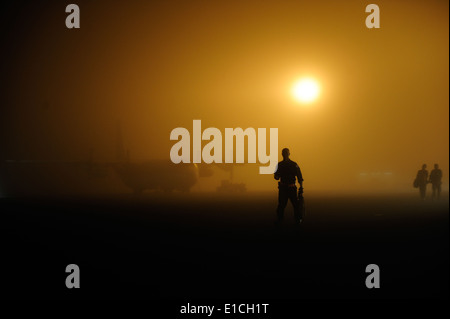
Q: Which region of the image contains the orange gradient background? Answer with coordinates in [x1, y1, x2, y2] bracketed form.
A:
[0, 0, 448, 194]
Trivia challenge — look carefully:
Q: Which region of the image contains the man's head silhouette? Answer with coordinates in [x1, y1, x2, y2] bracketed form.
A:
[434, 164, 439, 169]
[422, 164, 427, 170]
[282, 148, 290, 160]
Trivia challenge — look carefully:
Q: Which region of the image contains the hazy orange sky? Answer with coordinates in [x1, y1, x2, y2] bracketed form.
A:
[1, 0, 448, 193]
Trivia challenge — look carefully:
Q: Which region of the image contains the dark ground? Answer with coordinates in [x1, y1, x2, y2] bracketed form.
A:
[1, 191, 448, 307]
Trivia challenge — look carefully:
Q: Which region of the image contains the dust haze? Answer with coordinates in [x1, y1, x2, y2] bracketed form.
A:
[0, 0, 448, 196]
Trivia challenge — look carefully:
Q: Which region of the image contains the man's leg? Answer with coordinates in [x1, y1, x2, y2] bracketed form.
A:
[288, 187, 302, 223]
[432, 184, 437, 199]
[276, 187, 289, 221]
[420, 185, 426, 200]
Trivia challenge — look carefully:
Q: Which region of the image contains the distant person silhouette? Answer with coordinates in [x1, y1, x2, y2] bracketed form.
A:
[429, 164, 443, 200]
[415, 164, 428, 200]
[274, 148, 303, 224]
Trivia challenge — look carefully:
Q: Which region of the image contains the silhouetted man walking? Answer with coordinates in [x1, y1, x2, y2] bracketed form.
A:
[416, 164, 428, 200]
[274, 148, 303, 224]
[429, 163, 442, 200]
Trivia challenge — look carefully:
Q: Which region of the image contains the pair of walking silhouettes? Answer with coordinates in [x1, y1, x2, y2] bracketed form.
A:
[415, 164, 443, 200]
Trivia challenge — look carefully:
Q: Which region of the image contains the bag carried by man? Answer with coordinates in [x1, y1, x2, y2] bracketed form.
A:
[298, 186, 306, 220]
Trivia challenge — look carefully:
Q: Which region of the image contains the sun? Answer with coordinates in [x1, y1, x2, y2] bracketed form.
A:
[291, 78, 320, 103]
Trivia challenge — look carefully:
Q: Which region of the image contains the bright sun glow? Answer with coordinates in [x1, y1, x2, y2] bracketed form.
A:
[292, 78, 320, 103]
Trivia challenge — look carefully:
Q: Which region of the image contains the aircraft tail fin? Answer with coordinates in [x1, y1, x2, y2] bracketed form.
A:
[116, 121, 127, 162]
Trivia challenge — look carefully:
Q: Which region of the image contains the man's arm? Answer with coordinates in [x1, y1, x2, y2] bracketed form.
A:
[296, 164, 303, 188]
[274, 164, 280, 180]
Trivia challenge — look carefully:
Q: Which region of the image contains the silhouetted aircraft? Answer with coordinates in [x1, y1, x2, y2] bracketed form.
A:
[0, 123, 214, 196]
[114, 160, 199, 194]
[111, 123, 212, 194]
